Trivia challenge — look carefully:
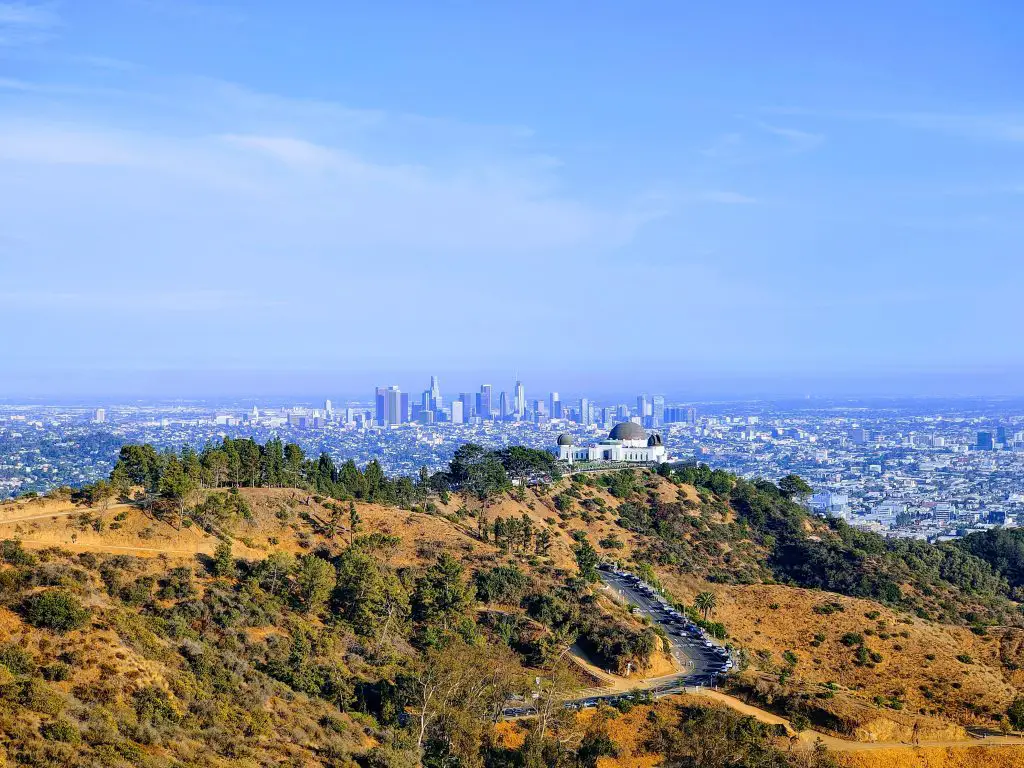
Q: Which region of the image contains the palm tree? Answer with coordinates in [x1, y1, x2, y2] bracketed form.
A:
[694, 591, 717, 621]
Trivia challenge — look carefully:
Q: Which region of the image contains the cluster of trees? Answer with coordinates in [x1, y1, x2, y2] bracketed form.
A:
[953, 528, 1024, 596]
[106, 440, 562, 524]
[429, 444, 560, 500]
[108, 439, 441, 522]
[481, 513, 552, 556]
[606, 461, 1020, 624]
[713, 470, 1014, 622]
[580, 620, 659, 676]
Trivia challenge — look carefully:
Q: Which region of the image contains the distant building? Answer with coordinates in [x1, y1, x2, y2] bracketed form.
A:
[514, 380, 525, 419]
[933, 502, 956, 523]
[557, 422, 667, 465]
[429, 375, 442, 411]
[637, 395, 650, 419]
[601, 406, 615, 427]
[652, 395, 665, 425]
[976, 431, 995, 451]
[375, 386, 404, 426]
[450, 400, 464, 424]
[324, 400, 333, 419]
[809, 491, 851, 520]
[460, 392, 474, 419]
[579, 398, 591, 426]
[498, 391, 509, 420]
[477, 384, 492, 420]
[549, 392, 560, 419]
[664, 406, 696, 424]
[93, 408, 106, 424]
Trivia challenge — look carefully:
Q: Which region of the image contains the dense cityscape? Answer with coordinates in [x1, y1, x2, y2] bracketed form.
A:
[3, 376, 1023, 543]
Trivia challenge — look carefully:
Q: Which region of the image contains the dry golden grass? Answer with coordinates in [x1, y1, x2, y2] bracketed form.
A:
[5, 473, 1021, 747]
[834, 745, 1024, 768]
[699, 584, 1016, 725]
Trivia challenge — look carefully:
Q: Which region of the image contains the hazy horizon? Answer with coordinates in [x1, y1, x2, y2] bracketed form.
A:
[3, 364, 1024, 401]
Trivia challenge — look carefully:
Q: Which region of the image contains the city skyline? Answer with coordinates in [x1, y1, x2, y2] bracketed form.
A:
[6, 363, 1024, 401]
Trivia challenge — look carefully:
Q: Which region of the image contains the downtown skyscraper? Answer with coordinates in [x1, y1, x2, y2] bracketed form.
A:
[476, 384, 492, 420]
[429, 375, 442, 411]
[549, 392, 561, 419]
[375, 385, 405, 426]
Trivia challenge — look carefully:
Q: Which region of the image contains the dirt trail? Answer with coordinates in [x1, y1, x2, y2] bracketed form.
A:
[690, 688, 1024, 753]
[563, 643, 1024, 755]
[0, 503, 259, 559]
[13, 540, 212, 556]
[6, 498, 1024, 756]
[0, 507, 80, 525]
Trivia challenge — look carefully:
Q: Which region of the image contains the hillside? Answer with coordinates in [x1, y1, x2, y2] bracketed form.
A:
[3, 439, 1024, 766]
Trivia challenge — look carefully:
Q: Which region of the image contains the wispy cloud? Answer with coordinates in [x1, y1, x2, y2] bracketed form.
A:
[881, 112, 1024, 142]
[0, 76, 667, 281]
[126, 0, 245, 24]
[0, 1, 58, 45]
[698, 190, 759, 205]
[701, 119, 823, 165]
[0, 289, 285, 312]
[752, 120, 825, 153]
[701, 132, 744, 160]
[770, 107, 1024, 143]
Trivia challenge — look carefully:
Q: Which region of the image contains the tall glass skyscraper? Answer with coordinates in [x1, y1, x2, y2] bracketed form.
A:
[375, 385, 403, 426]
[429, 375, 442, 410]
[478, 384, 492, 419]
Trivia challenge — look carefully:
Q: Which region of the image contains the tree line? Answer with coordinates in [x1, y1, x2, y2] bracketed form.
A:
[103, 438, 561, 519]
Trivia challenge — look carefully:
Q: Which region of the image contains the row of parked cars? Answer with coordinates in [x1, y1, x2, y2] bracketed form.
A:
[503, 689, 663, 718]
[499, 565, 735, 719]
[599, 564, 734, 681]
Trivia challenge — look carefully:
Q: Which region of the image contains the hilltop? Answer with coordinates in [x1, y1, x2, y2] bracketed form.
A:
[2, 437, 1024, 766]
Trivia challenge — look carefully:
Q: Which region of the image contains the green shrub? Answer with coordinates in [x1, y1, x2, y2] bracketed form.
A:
[812, 601, 844, 615]
[599, 534, 625, 550]
[22, 589, 89, 633]
[0, 643, 36, 675]
[0, 538, 36, 566]
[41, 662, 71, 682]
[41, 718, 80, 743]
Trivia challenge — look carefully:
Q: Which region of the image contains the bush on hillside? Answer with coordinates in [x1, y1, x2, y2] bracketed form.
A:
[21, 589, 89, 633]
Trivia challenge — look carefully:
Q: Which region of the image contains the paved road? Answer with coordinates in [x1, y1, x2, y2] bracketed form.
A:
[502, 568, 731, 718]
[597, 569, 730, 687]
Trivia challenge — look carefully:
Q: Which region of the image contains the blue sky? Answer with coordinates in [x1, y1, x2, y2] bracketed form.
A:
[1, 1, 1023, 397]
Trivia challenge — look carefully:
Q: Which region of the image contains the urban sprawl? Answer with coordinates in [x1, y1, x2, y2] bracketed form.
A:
[3, 378, 1024, 543]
